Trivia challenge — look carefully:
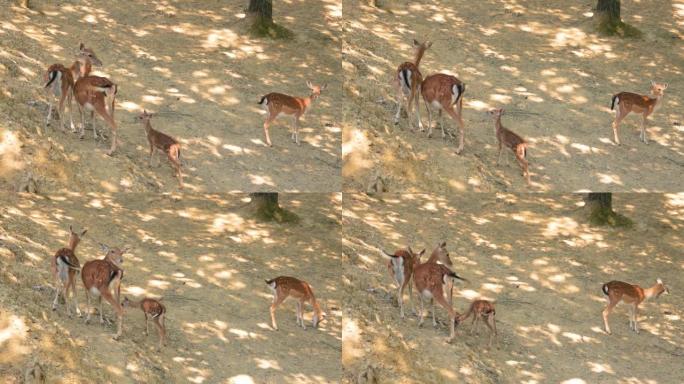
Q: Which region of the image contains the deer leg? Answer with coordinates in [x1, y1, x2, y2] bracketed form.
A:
[153, 317, 165, 351]
[433, 293, 455, 343]
[69, 273, 81, 317]
[418, 294, 426, 327]
[263, 115, 275, 147]
[484, 314, 497, 348]
[393, 78, 404, 126]
[270, 293, 286, 330]
[451, 102, 466, 154]
[84, 289, 92, 324]
[425, 102, 433, 138]
[46, 96, 54, 127]
[91, 110, 98, 140]
[602, 301, 616, 335]
[439, 109, 446, 139]
[414, 88, 423, 132]
[169, 148, 183, 188]
[98, 296, 105, 324]
[78, 103, 86, 140]
[294, 116, 301, 145]
[52, 277, 65, 311]
[397, 282, 405, 319]
[432, 298, 437, 327]
[57, 90, 67, 133]
[515, 148, 531, 185]
[407, 279, 415, 316]
[612, 112, 626, 145]
[470, 313, 478, 334]
[93, 102, 117, 156]
[406, 89, 415, 132]
[633, 304, 639, 333]
[640, 114, 649, 144]
[299, 300, 307, 329]
[101, 291, 123, 340]
[67, 88, 76, 132]
[144, 313, 149, 336]
[157, 314, 166, 349]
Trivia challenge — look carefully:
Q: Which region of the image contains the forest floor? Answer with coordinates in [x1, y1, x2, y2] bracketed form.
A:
[343, 193, 684, 383]
[343, 0, 684, 193]
[0, 193, 341, 383]
[0, 0, 341, 193]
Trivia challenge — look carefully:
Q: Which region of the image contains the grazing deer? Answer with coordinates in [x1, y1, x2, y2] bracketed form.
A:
[258, 81, 327, 146]
[73, 71, 118, 154]
[459, 300, 497, 348]
[122, 297, 167, 351]
[81, 244, 127, 340]
[413, 262, 466, 342]
[43, 43, 102, 132]
[266, 276, 326, 330]
[51, 225, 87, 317]
[611, 81, 668, 145]
[393, 39, 432, 131]
[601, 278, 669, 335]
[379, 246, 426, 318]
[487, 108, 530, 185]
[421, 73, 466, 153]
[136, 110, 183, 188]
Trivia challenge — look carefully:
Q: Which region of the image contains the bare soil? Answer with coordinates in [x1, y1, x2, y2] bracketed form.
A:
[0, 193, 341, 383]
[342, 193, 684, 383]
[0, 0, 341, 193]
[342, 0, 684, 193]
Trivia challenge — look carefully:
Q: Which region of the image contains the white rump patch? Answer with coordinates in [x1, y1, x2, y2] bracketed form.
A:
[391, 257, 404, 285]
[451, 84, 461, 104]
[89, 287, 101, 296]
[421, 289, 433, 299]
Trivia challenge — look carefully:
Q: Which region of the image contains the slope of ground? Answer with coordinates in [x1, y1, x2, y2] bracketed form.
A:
[0, 193, 341, 383]
[0, 0, 341, 193]
[343, 193, 683, 383]
[342, 0, 684, 192]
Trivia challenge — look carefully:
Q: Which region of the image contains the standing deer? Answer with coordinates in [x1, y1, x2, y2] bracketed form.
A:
[393, 39, 432, 131]
[421, 73, 466, 153]
[413, 261, 467, 342]
[258, 81, 327, 146]
[601, 278, 669, 335]
[379, 246, 426, 318]
[266, 276, 326, 330]
[43, 43, 102, 132]
[136, 110, 183, 188]
[122, 297, 167, 351]
[51, 225, 87, 316]
[487, 108, 530, 185]
[73, 70, 118, 154]
[425, 241, 455, 306]
[459, 300, 498, 348]
[81, 244, 127, 340]
[610, 81, 668, 145]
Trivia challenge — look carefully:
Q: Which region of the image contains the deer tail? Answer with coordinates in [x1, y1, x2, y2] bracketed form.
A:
[258, 95, 268, 105]
[610, 94, 618, 111]
[44, 70, 59, 89]
[400, 68, 411, 90]
[447, 270, 468, 282]
[602, 283, 609, 296]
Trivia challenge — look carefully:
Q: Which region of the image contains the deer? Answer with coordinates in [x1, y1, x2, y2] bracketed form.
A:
[122, 296, 167, 351]
[43, 43, 102, 132]
[135, 110, 183, 188]
[459, 300, 498, 348]
[81, 244, 128, 340]
[379, 246, 426, 318]
[257, 81, 327, 147]
[610, 81, 668, 145]
[413, 261, 467, 342]
[487, 108, 530, 185]
[393, 39, 432, 131]
[51, 225, 87, 317]
[424, 241, 456, 306]
[601, 278, 669, 335]
[73, 70, 118, 155]
[421, 73, 466, 153]
[266, 276, 326, 330]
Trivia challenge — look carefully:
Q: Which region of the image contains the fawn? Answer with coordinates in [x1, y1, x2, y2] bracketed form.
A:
[421, 73, 467, 153]
[43, 43, 102, 132]
[258, 81, 327, 146]
[51, 225, 87, 316]
[413, 261, 467, 342]
[425, 241, 456, 305]
[379, 246, 426, 318]
[602, 278, 669, 335]
[611, 81, 668, 145]
[487, 108, 530, 185]
[136, 110, 183, 188]
[73, 68, 118, 154]
[460, 300, 498, 348]
[81, 244, 127, 339]
[122, 297, 167, 351]
[266, 276, 326, 330]
[393, 39, 432, 131]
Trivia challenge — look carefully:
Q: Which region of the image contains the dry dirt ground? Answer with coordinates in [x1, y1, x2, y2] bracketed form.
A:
[342, 0, 684, 193]
[0, 193, 341, 383]
[0, 0, 341, 193]
[342, 193, 684, 383]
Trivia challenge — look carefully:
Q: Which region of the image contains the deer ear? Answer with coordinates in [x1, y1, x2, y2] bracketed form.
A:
[657, 278, 663, 284]
[413, 39, 419, 46]
[663, 83, 668, 89]
[440, 241, 447, 247]
[79, 42, 85, 50]
[500, 108, 505, 114]
[651, 80, 656, 86]
[80, 229, 88, 236]
[306, 81, 313, 89]
[69, 225, 73, 233]
[122, 247, 131, 254]
[407, 246, 414, 254]
[321, 83, 328, 90]
[426, 41, 433, 48]
[419, 249, 426, 256]
[99, 243, 110, 252]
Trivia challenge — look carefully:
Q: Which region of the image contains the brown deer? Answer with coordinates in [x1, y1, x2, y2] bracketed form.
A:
[393, 39, 432, 131]
[601, 278, 669, 335]
[487, 108, 530, 185]
[459, 300, 498, 348]
[136, 110, 183, 188]
[73, 71, 118, 154]
[258, 81, 327, 146]
[43, 43, 102, 132]
[379, 246, 426, 318]
[266, 276, 326, 330]
[122, 297, 167, 351]
[421, 73, 466, 153]
[413, 261, 467, 342]
[81, 244, 127, 340]
[425, 241, 455, 305]
[51, 225, 87, 317]
[611, 81, 668, 145]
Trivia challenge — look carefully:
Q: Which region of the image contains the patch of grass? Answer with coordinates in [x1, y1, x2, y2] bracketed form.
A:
[588, 205, 634, 228]
[597, 20, 642, 38]
[249, 18, 294, 40]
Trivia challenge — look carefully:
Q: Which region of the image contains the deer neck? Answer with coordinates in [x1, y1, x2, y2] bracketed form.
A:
[413, 46, 426, 67]
[67, 239, 78, 251]
[143, 120, 153, 135]
[494, 116, 503, 134]
[642, 283, 664, 301]
[650, 93, 664, 111]
[312, 300, 323, 317]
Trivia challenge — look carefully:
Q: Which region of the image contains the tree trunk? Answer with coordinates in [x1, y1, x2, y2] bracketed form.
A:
[246, 0, 292, 39]
[584, 193, 632, 227]
[596, 0, 620, 24]
[594, 0, 640, 37]
[248, 193, 297, 222]
[248, 0, 272, 23]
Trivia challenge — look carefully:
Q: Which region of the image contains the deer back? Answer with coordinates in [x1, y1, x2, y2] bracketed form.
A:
[421, 73, 462, 105]
[81, 259, 122, 290]
[146, 123, 178, 151]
